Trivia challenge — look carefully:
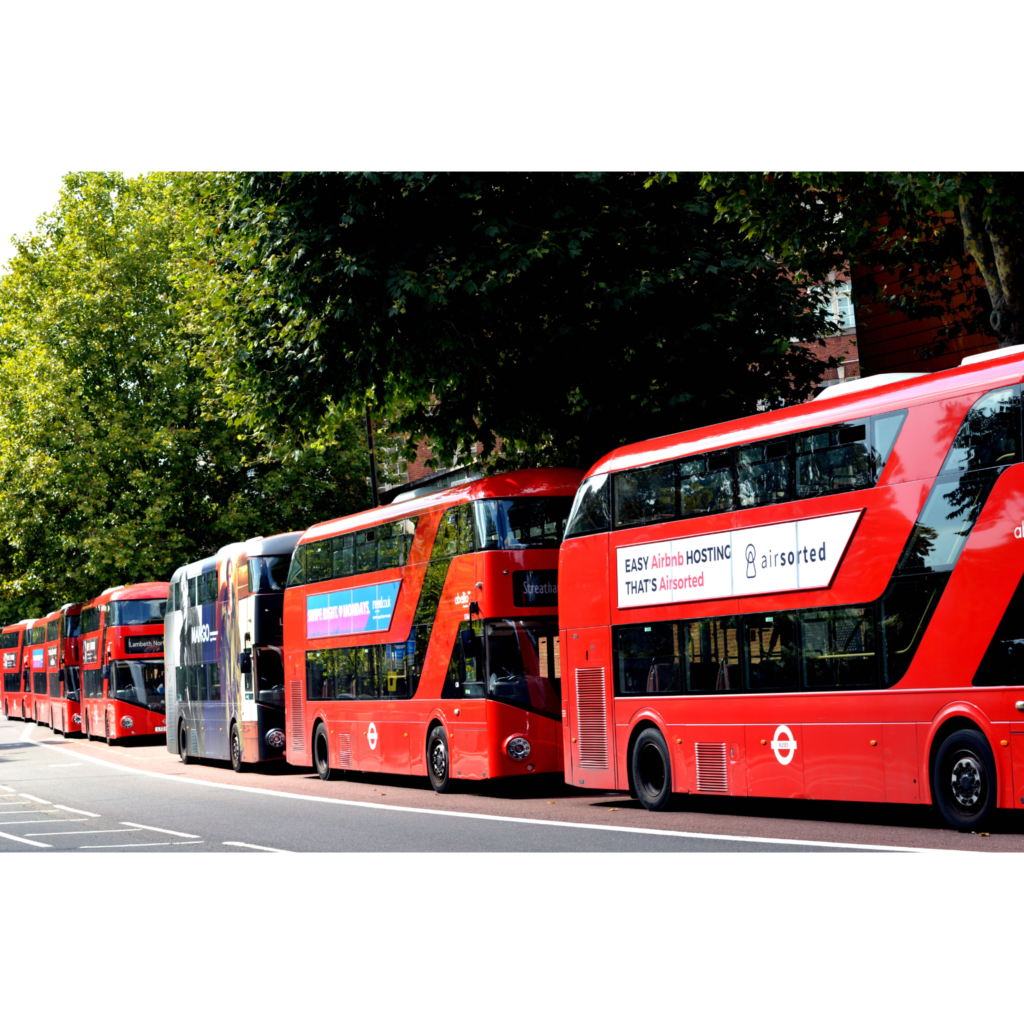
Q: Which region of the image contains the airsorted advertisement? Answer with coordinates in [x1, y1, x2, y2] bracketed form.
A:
[307, 581, 401, 639]
[616, 510, 862, 609]
[125, 634, 164, 656]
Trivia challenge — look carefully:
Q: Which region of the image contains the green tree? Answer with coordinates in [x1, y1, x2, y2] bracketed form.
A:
[702, 172, 1024, 352]
[0, 171, 371, 621]
[190, 172, 837, 474]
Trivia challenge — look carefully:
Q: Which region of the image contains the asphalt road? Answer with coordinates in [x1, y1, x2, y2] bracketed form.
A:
[3, 712, 1018, 852]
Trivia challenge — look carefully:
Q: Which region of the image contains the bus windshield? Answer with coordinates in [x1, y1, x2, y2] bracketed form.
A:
[255, 647, 285, 706]
[475, 498, 573, 550]
[109, 599, 166, 626]
[248, 557, 290, 594]
[111, 660, 166, 712]
[64, 615, 81, 638]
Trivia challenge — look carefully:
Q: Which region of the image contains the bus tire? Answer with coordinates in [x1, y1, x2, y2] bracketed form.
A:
[313, 722, 333, 781]
[427, 725, 452, 794]
[106, 721, 116, 746]
[179, 722, 191, 765]
[632, 727, 673, 812]
[932, 729, 997, 831]
[230, 723, 246, 773]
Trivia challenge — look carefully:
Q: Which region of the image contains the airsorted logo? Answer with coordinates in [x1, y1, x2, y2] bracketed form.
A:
[513, 570, 558, 607]
[771, 724, 797, 765]
[745, 544, 756, 578]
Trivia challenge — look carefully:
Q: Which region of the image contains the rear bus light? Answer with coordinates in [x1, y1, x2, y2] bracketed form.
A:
[265, 728, 286, 749]
[506, 736, 531, 761]
[120, 716, 134, 730]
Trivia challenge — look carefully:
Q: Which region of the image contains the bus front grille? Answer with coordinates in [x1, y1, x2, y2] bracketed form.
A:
[575, 667, 609, 769]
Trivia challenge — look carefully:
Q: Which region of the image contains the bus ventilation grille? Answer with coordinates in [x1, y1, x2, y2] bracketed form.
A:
[694, 743, 728, 793]
[575, 667, 609, 769]
[289, 681, 305, 754]
[337, 733, 352, 769]
[190, 727, 198, 756]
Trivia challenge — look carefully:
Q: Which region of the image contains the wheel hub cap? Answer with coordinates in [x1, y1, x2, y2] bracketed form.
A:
[950, 755, 982, 808]
[431, 742, 446, 779]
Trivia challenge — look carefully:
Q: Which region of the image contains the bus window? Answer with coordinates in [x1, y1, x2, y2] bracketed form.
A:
[795, 421, 873, 497]
[46, 620, 59, 642]
[64, 667, 80, 701]
[484, 619, 560, 714]
[614, 463, 678, 529]
[333, 534, 355, 578]
[941, 386, 1021, 474]
[801, 607, 876, 689]
[255, 648, 284, 706]
[248, 556, 291, 593]
[209, 664, 221, 702]
[737, 440, 790, 508]
[112, 661, 165, 711]
[745, 612, 800, 691]
[615, 622, 682, 695]
[63, 614, 81, 638]
[442, 620, 485, 699]
[685, 618, 741, 691]
[681, 452, 734, 516]
[110, 599, 166, 626]
[435, 509, 460, 559]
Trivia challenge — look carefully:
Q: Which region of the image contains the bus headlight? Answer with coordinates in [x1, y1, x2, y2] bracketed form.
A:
[121, 716, 134, 730]
[506, 736, 531, 761]
[265, 728, 286, 749]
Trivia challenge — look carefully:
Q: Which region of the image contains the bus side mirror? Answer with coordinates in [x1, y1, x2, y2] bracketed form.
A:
[238, 650, 252, 673]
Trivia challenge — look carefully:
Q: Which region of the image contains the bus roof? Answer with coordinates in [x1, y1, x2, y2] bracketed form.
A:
[584, 346, 1024, 478]
[1, 619, 32, 634]
[299, 468, 585, 545]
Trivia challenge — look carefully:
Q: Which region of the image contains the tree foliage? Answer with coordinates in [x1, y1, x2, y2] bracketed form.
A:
[191, 172, 837, 472]
[0, 172, 371, 620]
[702, 172, 1024, 352]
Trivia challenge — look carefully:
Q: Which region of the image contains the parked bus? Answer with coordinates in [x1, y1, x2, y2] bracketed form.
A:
[559, 345, 1024, 831]
[47, 603, 84, 735]
[166, 532, 301, 770]
[22, 620, 46, 723]
[80, 582, 168, 743]
[1, 620, 33, 720]
[281, 469, 582, 790]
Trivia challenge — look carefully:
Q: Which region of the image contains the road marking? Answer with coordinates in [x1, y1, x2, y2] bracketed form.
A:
[28, 736, 945, 853]
[120, 821, 200, 838]
[0, 829, 51, 848]
[52, 804, 100, 818]
[0, 784, 15, 792]
[19, 794, 51, 804]
[23, 827, 134, 835]
[45, 763, 83, 768]
[8, 819, 88, 826]
[78, 841, 205, 849]
[223, 841, 292, 853]
[19, 723, 33, 742]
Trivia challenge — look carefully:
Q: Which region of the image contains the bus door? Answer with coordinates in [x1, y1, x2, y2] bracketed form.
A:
[567, 628, 616, 789]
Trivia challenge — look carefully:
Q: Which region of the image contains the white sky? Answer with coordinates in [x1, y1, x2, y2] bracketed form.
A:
[0, 171, 71, 267]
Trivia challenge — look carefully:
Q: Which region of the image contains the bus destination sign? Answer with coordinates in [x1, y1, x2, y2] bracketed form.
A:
[616, 510, 862, 609]
[306, 581, 401, 639]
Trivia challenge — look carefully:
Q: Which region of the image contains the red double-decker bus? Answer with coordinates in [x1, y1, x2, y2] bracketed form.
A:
[560, 346, 1024, 831]
[22, 620, 46, 723]
[45, 603, 84, 735]
[1, 620, 32, 720]
[80, 582, 168, 743]
[283, 469, 582, 789]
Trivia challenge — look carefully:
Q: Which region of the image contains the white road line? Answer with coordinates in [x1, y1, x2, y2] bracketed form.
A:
[223, 841, 292, 853]
[28, 737, 943, 854]
[19, 723, 33, 742]
[8, 819, 87, 826]
[52, 804, 100, 818]
[120, 822, 200, 838]
[45, 763, 83, 768]
[19, 794, 51, 804]
[78, 840, 204, 849]
[0, 830, 50, 848]
[23, 828, 135, 836]
[0, 784, 15, 792]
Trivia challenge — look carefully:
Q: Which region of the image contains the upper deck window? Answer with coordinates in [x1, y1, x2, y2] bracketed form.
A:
[81, 607, 102, 634]
[567, 409, 907, 538]
[0, 631, 20, 650]
[108, 599, 166, 626]
[46, 620, 59, 642]
[247, 556, 290, 594]
[31, 626, 45, 645]
[63, 614, 80, 638]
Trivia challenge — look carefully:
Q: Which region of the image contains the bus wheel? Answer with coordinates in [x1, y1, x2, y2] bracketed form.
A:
[313, 723, 333, 781]
[632, 727, 673, 812]
[933, 729, 997, 831]
[427, 725, 451, 794]
[106, 721, 116, 746]
[230, 724, 246, 774]
[179, 723, 191, 765]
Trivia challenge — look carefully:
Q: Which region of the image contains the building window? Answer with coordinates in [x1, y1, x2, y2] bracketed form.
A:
[821, 279, 856, 332]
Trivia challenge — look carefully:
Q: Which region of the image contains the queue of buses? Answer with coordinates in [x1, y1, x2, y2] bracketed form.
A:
[5, 345, 1024, 832]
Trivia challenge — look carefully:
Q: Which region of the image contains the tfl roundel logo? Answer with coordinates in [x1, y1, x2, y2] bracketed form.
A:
[771, 724, 797, 765]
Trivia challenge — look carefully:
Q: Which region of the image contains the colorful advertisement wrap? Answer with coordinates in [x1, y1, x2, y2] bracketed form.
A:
[616, 510, 862, 609]
[307, 581, 401, 639]
[32, 649, 43, 668]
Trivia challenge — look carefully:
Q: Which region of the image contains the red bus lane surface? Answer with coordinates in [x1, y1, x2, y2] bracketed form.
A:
[560, 346, 1024, 832]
